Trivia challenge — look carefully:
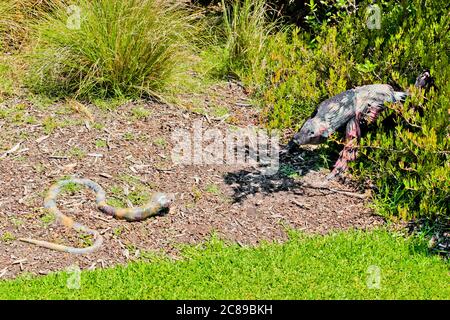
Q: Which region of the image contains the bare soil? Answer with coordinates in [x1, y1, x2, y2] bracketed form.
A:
[0, 81, 383, 279]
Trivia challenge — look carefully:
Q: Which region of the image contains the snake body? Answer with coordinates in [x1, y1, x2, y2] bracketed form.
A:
[19, 178, 173, 254]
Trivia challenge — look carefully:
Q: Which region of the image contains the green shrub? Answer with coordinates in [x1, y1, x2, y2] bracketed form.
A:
[231, 0, 449, 219]
[245, 25, 352, 130]
[357, 89, 449, 219]
[268, 0, 357, 33]
[343, 0, 450, 219]
[27, 0, 201, 100]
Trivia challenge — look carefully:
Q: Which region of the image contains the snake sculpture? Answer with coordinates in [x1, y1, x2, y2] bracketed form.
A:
[19, 178, 174, 254]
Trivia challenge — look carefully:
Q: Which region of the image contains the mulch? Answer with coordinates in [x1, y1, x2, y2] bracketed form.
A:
[0, 82, 384, 279]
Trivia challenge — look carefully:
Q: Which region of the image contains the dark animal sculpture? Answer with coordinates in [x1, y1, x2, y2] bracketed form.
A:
[288, 71, 433, 178]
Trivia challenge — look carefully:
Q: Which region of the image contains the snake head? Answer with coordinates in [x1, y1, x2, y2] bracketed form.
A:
[152, 192, 175, 209]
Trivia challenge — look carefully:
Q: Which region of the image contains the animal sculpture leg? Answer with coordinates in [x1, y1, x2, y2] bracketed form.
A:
[327, 113, 361, 179]
[364, 104, 383, 124]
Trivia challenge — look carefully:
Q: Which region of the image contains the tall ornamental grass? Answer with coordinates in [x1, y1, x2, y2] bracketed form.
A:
[27, 0, 202, 99]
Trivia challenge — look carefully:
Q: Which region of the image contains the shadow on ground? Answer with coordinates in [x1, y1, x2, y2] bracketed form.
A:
[224, 144, 337, 202]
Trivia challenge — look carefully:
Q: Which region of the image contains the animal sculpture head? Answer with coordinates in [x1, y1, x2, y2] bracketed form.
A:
[291, 117, 329, 145]
[152, 192, 175, 209]
[414, 70, 434, 89]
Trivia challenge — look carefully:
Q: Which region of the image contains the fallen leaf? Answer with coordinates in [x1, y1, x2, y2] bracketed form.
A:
[0, 141, 23, 159]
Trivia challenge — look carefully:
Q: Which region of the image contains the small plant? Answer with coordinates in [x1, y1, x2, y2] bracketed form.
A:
[67, 98, 94, 122]
[125, 243, 138, 254]
[95, 139, 107, 148]
[93, 97, 128, 112]
[68, 147, 86, 159]
[79, 232, 93, 247]
[191, 107, 207, 116]
[211, 105, 229, 118]
[60, 181, 83, 194]
[107, 198, 126, 209]
[92, 122, 105, 130]
[0, 60, 15, 97]
[153, 137, 167, 148]
[128, 190, 150, 206]
[112, 226, 125, 237]
[9, 217, 23, 227]
[139, 250, 169, 263]
[123, 132, 135, 141]
[28, 94, 57, 110]
[42, 116, 58, 134]
[0, 103, 37, 125]
[279, 164, 299, 179]
[205, 184, 221, 195]
[131, 106, 151, 120]
[40, 213, 56, 226]
[1, 231, 15, 243]
[192, 186, 202, 202]
[119, 174, 142, 186]
[109, 185, 122, 196]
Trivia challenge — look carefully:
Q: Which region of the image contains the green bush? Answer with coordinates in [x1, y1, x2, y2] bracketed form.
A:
[249, 25, 352, 129]
[267, 0, 358, 33]
[224, 0, 449, 219]
[27, 0, 201, 99]
[341, 0, 450, 219]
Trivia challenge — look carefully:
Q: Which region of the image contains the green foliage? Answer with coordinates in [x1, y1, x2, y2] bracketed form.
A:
[356, 87, 449, 219]
[339, 0, 450, 219]
[131, 106, 152, 120]
[0, 0, 68, 52]
[59, 180, 83, 194]
[0, 0, 30, 52]
[204, 0, 276, 79]
[26, 0, 201, 100]
[249, 26, 351, 129]
[95, 139, 107, 148]
[39, 213, 55, 226]
[0, 1, 13, 51]
[279, 163, 299, 178]
[0, 103, 36, 124]
[0, 231, 15, 243]
[205, 183, 220, 194]
[0, 229, 449, 299]
[0, 60, 14, 98]
[227, 0, 448, 220]
[153, 137, 167, 148]
[222, 0, 271, 73]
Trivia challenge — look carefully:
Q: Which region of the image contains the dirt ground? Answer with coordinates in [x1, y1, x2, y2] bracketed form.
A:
[0, 81, 384, 279]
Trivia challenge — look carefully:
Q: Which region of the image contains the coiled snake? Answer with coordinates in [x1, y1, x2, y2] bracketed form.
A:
[19, 178, 173, 254]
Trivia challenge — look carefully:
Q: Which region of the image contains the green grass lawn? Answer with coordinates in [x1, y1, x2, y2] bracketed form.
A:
[1, 229, 448, 300]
